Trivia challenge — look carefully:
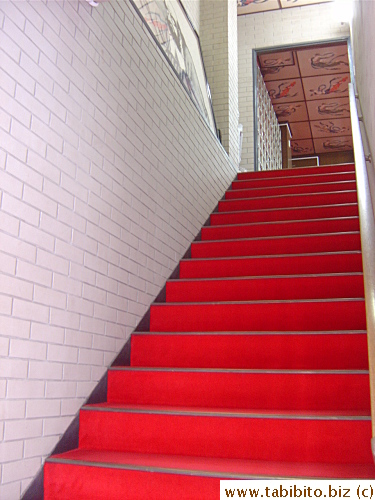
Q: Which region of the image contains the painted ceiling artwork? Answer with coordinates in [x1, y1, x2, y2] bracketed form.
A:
[258, 42, 352, 157]
[237, 0, 333, 16]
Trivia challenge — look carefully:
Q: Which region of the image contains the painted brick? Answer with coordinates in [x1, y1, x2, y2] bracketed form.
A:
[2, 457, 41, 485]
[65, 329, 92, 349]
[0, 358, 28, 379]
[11, 119, 46, 158]
[0, 210, 20, 236]
[0, 399, 25, 420]
[0, 295, 13, 315]
[69, 262, 96, 286]
[52, 272, 82, 297]
[26, 150, 60, 184]
[36, 248, 69, 276]
[0, 27, 21, 63]
[19, 222, 55, 253]
[61, 398, 85, 417]
[34, 285, 66, 310]
[6, 155, 43, 191]
[63, 363, 91, 381]
[30, 323, 64, 344]
[16, 260, 52, 288]
[28, 360, 63, 381]
[43, 415, 74, 436]
[50, 308, 80, 331]
[45, 381, 76, 399]
[9, 338, 47, 362]
[6, 380, 44, 400]
[2, 193, 40, 227]
[13, 299, 49, 324]
[26, 399, 61, 419]
[40, 213, 72, 243]
[0, 128, 27, 162]
[23, 435, 59, 459]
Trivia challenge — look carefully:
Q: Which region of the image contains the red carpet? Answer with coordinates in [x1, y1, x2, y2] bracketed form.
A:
[44, 164, 375, 498]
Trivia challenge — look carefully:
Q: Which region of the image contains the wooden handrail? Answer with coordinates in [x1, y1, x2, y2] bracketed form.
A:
[348, 83, 375, 458]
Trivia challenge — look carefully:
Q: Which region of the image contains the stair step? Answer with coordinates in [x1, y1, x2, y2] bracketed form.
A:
[202, 217, 359, 240]
[179, 252, 363, 279]
[150, 300, 366, 333]
[191, 232, 361, 259]
[165, 274, 364, 302]
[237, 164, 355, 181]
[225, 180, 357, 200]
[75, 403, 372, 465]
[107, 368, 371, 412]
[131, 331, 368, 370]
[219, 191, 357, 212]
[232, 171, 356, 190]
[211, 203, 358, 226]
[44, 450, 375, 500]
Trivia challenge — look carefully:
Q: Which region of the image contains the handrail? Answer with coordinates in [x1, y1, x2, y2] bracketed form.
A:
[348, 83, 375, 458]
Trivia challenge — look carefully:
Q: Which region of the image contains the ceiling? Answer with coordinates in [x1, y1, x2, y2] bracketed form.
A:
[257, 42, 352, 158]
[237, 0, 334, 16]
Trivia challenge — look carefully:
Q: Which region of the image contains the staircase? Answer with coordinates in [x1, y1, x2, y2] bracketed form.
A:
[44, 163, 375, 499]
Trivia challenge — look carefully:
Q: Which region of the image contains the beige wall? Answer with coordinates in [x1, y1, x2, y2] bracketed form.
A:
[0, 1, 236, 497]
[238, 3, 350, 170]
[351, 0, 375, 164]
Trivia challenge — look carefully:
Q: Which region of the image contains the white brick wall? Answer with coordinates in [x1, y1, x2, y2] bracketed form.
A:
[238, 3, 350, 170]
[0, 0, 236, 497]
[200, 0, 239, 166]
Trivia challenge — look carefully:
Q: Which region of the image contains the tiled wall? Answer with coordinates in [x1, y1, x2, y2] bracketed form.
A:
[200, 0, 239, 166]
[0, 1, 236, 497]
[238, 3, 350, 170]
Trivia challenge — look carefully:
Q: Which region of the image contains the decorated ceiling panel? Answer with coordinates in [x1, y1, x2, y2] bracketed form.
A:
[257, 42, 352, 158]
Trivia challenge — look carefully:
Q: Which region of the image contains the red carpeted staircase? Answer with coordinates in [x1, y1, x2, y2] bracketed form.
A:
[44, 163, 375, 499]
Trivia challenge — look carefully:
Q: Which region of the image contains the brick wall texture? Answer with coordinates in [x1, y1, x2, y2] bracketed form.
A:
[0, 0, 236, 497]
[238, 2, 350, 170]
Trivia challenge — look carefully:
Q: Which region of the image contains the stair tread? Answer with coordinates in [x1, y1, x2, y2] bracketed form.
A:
[205, 215, 359, 229]
[181, 250, 362, 262]
[81, 402, 371, 420]
[193, 230, 359, 245]
[152, 298, 365, 305]
[232, 172, 356, 187]
[169, 272, 363, 283]
[133, 330, 367, 335]
[220, 189, 357, 203]
[110, 366, 369, 374]
[47, 448, 375, 479]
[226, 180, 356, 197]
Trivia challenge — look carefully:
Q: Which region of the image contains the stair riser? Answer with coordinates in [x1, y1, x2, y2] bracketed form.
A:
[131, 333, 368, 370]
[165, 275, 364, 302]
[211, 204, 359, 226]
[191, 233, 361, 259]
[44, 462, 220, 500]
[226, 181, 357, 200]
[219, 192, 357, 213]
[201, 218, 359, 241]
[179, 253, 363, 279]
[238, 164, 354, 181]
[107, 370, 371, 412]
[78, 409, 372, 464]
[232, 172, 356, 190]
[149, 301, 366, 333]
